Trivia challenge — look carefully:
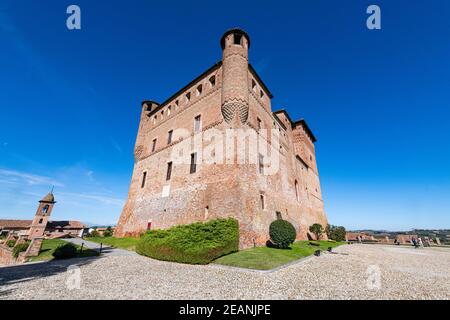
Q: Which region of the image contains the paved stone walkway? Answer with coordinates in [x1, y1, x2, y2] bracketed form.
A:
[0, 244, 448, 299]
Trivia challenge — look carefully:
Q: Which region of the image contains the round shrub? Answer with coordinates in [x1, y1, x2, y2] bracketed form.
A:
[52, 243, 78, 259]
[13, 242, 29, 258]
[103, 230, 113, 237]
[269, 220, 296, 249]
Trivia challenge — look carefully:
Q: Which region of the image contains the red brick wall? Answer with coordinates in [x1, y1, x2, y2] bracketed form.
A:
[115, 30, 328, 248]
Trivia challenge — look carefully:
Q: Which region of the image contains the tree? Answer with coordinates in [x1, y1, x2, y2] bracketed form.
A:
[325, 224, 331, 238]
[309, 223, 324, 240]
[333, 226, 346, 242]
[325, 224, 347, 241]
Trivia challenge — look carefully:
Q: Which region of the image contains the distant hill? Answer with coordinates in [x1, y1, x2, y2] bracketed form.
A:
[349, 229, 450, 244]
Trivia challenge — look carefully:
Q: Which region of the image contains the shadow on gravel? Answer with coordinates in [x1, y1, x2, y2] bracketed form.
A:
[0, 255, 103, 295]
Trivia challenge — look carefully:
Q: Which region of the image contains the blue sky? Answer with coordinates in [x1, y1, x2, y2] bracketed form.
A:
[0, 0, 449, 230]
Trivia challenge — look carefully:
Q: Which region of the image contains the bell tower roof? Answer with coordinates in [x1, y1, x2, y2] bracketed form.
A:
[40, 192, 55, 203]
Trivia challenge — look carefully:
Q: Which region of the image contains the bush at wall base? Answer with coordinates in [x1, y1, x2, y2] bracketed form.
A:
[268, 219, 296, 249]
[52, 243, 78, 259]
[136, 218, 239, 265]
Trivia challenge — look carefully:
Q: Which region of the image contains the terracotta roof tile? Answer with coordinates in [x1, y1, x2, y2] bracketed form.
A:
[0, 220, 32, 229]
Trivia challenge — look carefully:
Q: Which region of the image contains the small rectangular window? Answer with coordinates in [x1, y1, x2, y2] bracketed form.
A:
[257, 118, 262, 130]
[194, 115, 201, 132]
[276, 211, 282, 220]
[141, 172, 147, 188]
[258, 154, 264, 174]
[152, 139, 157, 152]
[196, 84, 203, 96]
[234, 34, 242, 45]
[260, 194, 265, 210]
[190, 153, 197, 174]
[167, 130, 173, 144]
[166, 162, 173, 181]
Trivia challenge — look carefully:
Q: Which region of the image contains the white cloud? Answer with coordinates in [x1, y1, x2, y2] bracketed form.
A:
[0, 168, 64, 187]
[58, 191, 124, 207]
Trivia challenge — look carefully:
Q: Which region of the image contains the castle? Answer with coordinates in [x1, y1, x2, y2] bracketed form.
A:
[115, 29, 328, 248]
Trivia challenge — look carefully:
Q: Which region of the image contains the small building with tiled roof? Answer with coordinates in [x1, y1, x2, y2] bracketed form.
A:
[0, 220, 32, 231]
[0, 192, 88, 238]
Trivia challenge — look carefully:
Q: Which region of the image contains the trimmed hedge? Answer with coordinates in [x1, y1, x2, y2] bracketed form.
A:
[136, 218, 239, 264]
[52, 243, 78, 259]
[269, 220, 296, 249]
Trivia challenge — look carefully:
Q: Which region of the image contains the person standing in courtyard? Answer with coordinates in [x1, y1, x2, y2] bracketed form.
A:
[418, 238, 424, 248]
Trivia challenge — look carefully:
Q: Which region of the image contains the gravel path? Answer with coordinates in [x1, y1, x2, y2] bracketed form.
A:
[1, 244, 449, 300]
[62, 238, 137, 257]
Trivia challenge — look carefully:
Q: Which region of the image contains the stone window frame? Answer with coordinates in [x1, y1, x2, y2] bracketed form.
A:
[233, 33, 243, 46]
[196, 84, 203, 97]
[167, 130, 173, 145]
[209, 75, 216, 88]
[166, 162, 173, 181]
[194, 114, 202, 133]
[260, 193, 266, 210]
[258, 153, 264, 175]
[141, 171, 147, 189]
[190, 152, 197, 174]
[251, 79, 257, 92]
[42, 205, 49, 214]
[257, 117, 262, 130]
[276, 211, 282, 220]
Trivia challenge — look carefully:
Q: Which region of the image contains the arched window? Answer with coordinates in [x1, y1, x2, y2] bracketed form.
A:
[196, 84, 203, 96]
[234, 34, 243, 45]
[42, 205, 49, 214]
[209, 76, 216, 88]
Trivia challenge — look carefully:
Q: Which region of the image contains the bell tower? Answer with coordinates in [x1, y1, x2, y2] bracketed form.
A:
[28, 191, 56, 239]
[220, 28, 251, 126]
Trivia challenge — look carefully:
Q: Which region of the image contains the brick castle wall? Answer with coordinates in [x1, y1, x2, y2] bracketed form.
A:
[115, 29, 328, 248]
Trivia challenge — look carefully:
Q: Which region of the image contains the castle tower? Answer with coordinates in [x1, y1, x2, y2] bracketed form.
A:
[28, 191, 56, 239]
[220, 28, 251, 126]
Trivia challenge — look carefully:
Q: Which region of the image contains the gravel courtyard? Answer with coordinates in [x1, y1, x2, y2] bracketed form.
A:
[1, 244, 449, 300]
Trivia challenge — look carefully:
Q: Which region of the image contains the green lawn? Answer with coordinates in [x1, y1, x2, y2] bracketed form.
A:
[27, 239, 98, 262]
[86, 236, 141, 251]
[213, 240, 346, 270]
